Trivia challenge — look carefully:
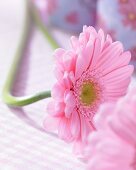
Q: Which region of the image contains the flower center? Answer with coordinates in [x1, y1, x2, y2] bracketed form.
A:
[80, 81, 97, 106]
[73, 69, 104, 120]
[128, 13, 136, 21]
[120, 0, 128, 3]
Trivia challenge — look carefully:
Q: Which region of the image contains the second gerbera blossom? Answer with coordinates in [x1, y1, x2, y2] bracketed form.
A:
[85, 86, 136, 170]
[44, 26, 133, 153]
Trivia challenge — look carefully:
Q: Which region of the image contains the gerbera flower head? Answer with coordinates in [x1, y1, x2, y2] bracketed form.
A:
[85, 86, 136, 170]
[43, 26, 133, 154]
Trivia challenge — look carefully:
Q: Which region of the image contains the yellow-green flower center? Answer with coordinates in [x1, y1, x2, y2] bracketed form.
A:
[80, 82, 97, 106]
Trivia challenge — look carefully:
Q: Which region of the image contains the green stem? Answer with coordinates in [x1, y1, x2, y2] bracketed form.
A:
[31, 2, 59, 49]
[2, 0, 59, 107]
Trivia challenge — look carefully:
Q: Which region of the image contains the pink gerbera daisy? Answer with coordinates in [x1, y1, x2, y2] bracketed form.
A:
[43, 26, 133, 154]
[86, 86, 136, 170]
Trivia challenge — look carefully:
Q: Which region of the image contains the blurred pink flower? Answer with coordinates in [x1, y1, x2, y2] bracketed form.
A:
[85, 86, 136, 170]
[43, 26, 133, 154]
[118, 0, 136, 29]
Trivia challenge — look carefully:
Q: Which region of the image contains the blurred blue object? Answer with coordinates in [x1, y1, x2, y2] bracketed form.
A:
[33, 0, 97, 33]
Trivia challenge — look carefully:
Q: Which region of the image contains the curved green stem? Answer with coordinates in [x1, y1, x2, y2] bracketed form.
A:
[2, 0, 59, 107]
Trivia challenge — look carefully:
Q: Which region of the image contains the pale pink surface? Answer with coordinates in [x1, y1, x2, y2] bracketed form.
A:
[0, 1, 85, 169]
[86, 86, 136, 170]
[44, 25, 133, 154]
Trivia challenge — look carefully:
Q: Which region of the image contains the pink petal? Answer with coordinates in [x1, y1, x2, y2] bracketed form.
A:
[102, 34, 112, 51]
[101, 51, 131, 76]
[90, 38, 101, 68]
[96, 41, 123, 69]
[70, 110, 80, 138]
[47, 99, 64, 117]
[119, 114, 136, 144]
[54, 66, 63, 80]
[73, 139, 84, 155]
[106, 34, 112, 44]
[111, 105, 136, 145]
[46, 101, 55, 115]
[88, 30, 97, 45]
[79, 32, 87, 46]
[94, 103, 115, 130]
[80, 115, 91, 142]
[88, 156, 118, 170]
[63, 72, 72, 89]
[105, 78, 130, 91]
[69, 71, 76, 84]
[58, 117, 73, 142]
[105, 78, 131, 98]
[64, 91, 76, 118]
[103, 65, 134, 83]
[55, 102, 65, 116]
[52, 82, 65, 102]
[63, 50, 75, 72]
[75, 52, 87, 79]
[98, 29, 105, 50]
[84, 40, 95, 69]
[74, 40, 95, 77]
[70, 36, 79, 49]
[83, 26, 97, 42]
[83, 25, 88, 32]
[54, 48, 65, 64]
[109, 114, 136, 146]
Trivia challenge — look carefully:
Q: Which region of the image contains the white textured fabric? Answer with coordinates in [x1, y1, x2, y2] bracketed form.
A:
[0, 1, 85, 169]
